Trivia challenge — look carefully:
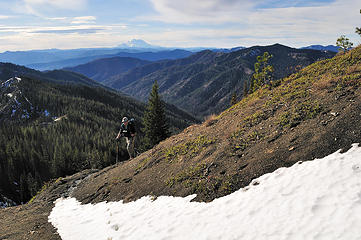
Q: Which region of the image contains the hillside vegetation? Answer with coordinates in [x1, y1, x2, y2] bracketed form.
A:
[0, 64, 199, 205]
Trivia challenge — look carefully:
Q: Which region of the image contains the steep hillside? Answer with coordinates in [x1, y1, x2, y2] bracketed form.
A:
[68, 46, 361, 203]
[1, 46, 360, 239]
[65, 57, 151, 83]
[0, 63, 199, 206]
[106, 44, 335, 117]
[0, 62, 103, 87]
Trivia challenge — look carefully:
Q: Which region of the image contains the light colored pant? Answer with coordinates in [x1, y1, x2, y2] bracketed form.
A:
[125, 137, 135, 159]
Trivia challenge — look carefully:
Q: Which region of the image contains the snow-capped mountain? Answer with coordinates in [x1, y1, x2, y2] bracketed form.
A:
[117, 39, 161, 49]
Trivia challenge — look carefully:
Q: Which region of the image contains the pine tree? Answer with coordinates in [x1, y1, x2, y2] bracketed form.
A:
[336, 35, 353, 52]
[142, 81, 169, 149]
[250, 52, 274, 93]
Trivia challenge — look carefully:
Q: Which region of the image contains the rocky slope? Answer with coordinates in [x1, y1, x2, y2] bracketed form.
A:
[0, 46, 360, 239]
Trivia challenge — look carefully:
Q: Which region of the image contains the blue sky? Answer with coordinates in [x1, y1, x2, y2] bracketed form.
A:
[0, 0, 359, 51]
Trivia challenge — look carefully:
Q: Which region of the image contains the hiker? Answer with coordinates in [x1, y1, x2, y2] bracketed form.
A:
[116, 117, 136, 159]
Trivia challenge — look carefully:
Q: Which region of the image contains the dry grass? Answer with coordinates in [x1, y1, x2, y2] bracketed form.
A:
[347, 65, 361, 74]
[312, 73, 339, 91]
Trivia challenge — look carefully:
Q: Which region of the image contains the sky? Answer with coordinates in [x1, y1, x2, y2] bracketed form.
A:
[48, 143, 361, 240]
[0, 0, 360, 52]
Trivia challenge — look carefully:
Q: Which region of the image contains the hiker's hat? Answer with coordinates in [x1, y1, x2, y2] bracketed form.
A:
[122, 117, 128, 123]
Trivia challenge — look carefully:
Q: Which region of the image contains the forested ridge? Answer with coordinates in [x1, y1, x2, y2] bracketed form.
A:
[99, 44, 336, 117]
[0, 68, 198, 205]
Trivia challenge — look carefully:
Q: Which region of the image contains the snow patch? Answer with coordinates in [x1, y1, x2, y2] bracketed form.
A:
[0, 196, 17, 208]
[54, 115, 67, 122]
[13, 96, 20, 106]
[49, 144, 361, 240]
[1, 77, 21, 88]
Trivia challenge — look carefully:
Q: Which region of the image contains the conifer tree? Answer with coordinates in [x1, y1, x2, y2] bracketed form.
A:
[336, 35, 353, 52]
[250, 52, 274, 93]
[142, 81, 169, 149]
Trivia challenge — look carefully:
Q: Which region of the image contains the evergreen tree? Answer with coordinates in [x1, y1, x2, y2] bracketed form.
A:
[142, 81, 169, 149]
[336, 35, 353, 52]
[230, 92, 238, 106]
[250, 52, 274, 93]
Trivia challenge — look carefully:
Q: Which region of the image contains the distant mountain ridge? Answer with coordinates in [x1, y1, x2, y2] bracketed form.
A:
[27, 49, 194, 71]
[64, 57, 151, 83]
[0, 39, 245, 71]
[300, 45, 339, 52]
[95, 44, 336, 117]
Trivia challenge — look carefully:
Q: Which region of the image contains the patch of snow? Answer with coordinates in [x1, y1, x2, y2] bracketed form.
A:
[54, 115, 67, 122]
[49, 144, 361, 240]
[13, 96, 20, 106]
[0, 196, 17, 208]
[1, 77, 20, 88]
[23, 95, 32, 106]
[6, 93, 13, 98]
[1, 78, 14, 88]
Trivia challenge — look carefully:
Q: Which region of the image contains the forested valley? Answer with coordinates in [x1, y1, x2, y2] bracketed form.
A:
[0, 68, 198, 204]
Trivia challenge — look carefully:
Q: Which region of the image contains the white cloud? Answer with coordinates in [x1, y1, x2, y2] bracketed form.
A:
[46, 17, 68, 21]
[71, 16, 97, 24]
[148, 0, 254, 24]
[23, 0, 87, 10]
[0, 15, 11, 19]
[146, 0, 361, 47]
[13, 0, 88, 16]
[0, 24, 129, 51]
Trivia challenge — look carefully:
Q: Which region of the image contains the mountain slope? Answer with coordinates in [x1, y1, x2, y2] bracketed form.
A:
[1, 46, 360, 239]
[106, 44, 335, 117]
[65, 57, 151, 83]
[0, 62, 104, 87]
[0, 63, 199, 206]
[70, 45, 361, 203]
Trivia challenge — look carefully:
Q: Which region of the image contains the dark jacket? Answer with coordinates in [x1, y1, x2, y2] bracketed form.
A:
[119, 121, 136, 138]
